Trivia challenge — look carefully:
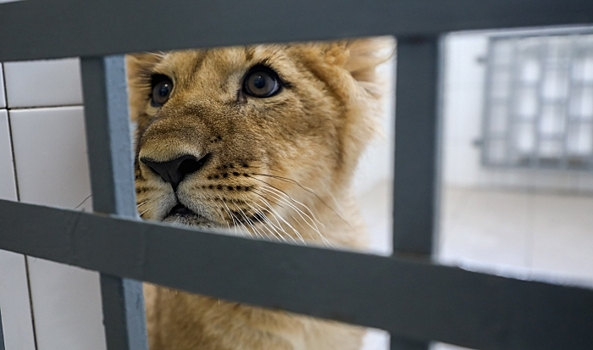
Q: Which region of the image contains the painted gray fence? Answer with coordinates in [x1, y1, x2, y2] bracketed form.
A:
[0, 1, 592, 350]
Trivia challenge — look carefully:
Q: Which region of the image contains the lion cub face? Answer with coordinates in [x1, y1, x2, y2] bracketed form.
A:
[128, 40, 386, 241]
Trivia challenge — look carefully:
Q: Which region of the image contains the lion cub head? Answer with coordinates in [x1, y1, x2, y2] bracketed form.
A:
[128, 39, 388, 245]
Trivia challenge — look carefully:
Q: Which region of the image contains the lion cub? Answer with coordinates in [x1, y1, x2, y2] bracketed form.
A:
[127, 38, 389, 350]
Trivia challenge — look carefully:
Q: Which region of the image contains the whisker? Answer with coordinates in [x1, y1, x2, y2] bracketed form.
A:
[252, 194, 304, 244]
[220, 198, 243, 236]
[259, 186, 325, 230]
[253, 173, 317, 197]
[248, 176, 325, 228]
[257, 187, 334, 247]
[137, 200, 149, 209]
[209, 199, 232, 232]
[250, 173, 351, 227]
[259, 188, 319, 231]
[248, 195, 291, 241]
[74, 194, 93, 210]
[261, 204, 299, 243]
[243, 200, 287, 242]
[232, 200, 264, 239]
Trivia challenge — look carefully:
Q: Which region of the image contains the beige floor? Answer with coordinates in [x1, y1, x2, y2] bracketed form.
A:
[360, 185, 593, 350]
[439, 186, 593, 283]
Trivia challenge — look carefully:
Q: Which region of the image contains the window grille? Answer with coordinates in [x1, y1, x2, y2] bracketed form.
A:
[0, 1, 593, 350]
[482, 29, 593, 170]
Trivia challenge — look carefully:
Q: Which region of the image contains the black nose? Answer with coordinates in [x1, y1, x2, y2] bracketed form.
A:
[140, 153, 211, 190]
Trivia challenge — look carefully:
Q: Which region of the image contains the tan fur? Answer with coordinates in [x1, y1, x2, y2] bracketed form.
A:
[127, 38, 391, 350]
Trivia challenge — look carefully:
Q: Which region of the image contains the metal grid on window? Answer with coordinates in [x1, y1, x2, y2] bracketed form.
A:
[482, 30, 593, 170]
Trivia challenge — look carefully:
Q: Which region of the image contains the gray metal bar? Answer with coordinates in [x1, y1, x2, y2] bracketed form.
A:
[392, 36, 440, 257]
[80, 56, 147, 350]
[391, 36, 443, 349]
[391, 336, 428, 350]
[1, 0, 593, 62]
[80, 56, 137, 217]
[2, 199, 593, 350]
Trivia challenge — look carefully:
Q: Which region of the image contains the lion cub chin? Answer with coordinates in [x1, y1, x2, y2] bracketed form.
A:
[128, 37, 390, 349]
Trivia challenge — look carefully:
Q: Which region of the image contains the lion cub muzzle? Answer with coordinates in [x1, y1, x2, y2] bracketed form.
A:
[140, 153, 211, 191]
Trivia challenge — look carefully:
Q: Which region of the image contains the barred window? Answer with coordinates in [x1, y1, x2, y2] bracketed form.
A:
[482, 31, 593, 170]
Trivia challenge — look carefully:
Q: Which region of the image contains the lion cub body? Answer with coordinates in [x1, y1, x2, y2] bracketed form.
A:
[128, 38, 388, 349]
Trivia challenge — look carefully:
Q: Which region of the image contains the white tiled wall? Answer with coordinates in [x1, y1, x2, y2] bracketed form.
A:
[0, 107, 36, 350]
[0, 59, 106, 350]
[3, 58, 83, 108]
[0, 109, 16, 199]
[10, 106, 92, 209]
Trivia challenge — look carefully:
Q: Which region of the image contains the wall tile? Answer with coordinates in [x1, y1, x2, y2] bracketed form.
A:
[0, 250, 36, 350]
[0, 109, 17, 200]
[26, 258, 106, 350]
[0, 109, 35, 350]
[10, 106, 91, 208]
[0, 64, 6, 108]
[9, 106, 105, 350]
[4, 58, 83, 108]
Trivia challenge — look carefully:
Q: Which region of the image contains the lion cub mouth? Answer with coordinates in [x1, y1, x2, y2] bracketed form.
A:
[166, 203, 195, 217]
[163, 203, 216, 227]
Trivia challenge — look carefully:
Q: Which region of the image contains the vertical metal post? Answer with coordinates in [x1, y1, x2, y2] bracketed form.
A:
[80, 55, 148, 350]
[391, 36, 442, 349]
[392, 36, 441, 257]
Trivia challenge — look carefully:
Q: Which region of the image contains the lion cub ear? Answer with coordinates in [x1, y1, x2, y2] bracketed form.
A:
[328, 36, 395, 98]
[344, 37, 394, 81]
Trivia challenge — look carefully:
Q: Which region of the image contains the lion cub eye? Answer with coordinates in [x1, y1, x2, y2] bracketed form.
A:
[242, 66, 282, 98]
[150, 75, 174, 107]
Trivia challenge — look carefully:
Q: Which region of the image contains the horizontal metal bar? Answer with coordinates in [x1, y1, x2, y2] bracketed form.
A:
[1, 199, 593, 350]
[391, 337, 428, 350]
[0, 0, 592, 61]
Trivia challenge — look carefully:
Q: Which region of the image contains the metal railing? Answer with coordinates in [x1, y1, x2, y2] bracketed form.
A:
[1, 1, 593, 349]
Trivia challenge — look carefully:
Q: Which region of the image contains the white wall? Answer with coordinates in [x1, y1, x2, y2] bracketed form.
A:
[0, 92, 36, 350]
[0, 58, 107, 350]
[442, 32, 593, 194]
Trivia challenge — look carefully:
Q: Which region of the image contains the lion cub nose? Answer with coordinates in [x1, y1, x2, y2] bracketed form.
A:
[140, 153, 211, 190]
